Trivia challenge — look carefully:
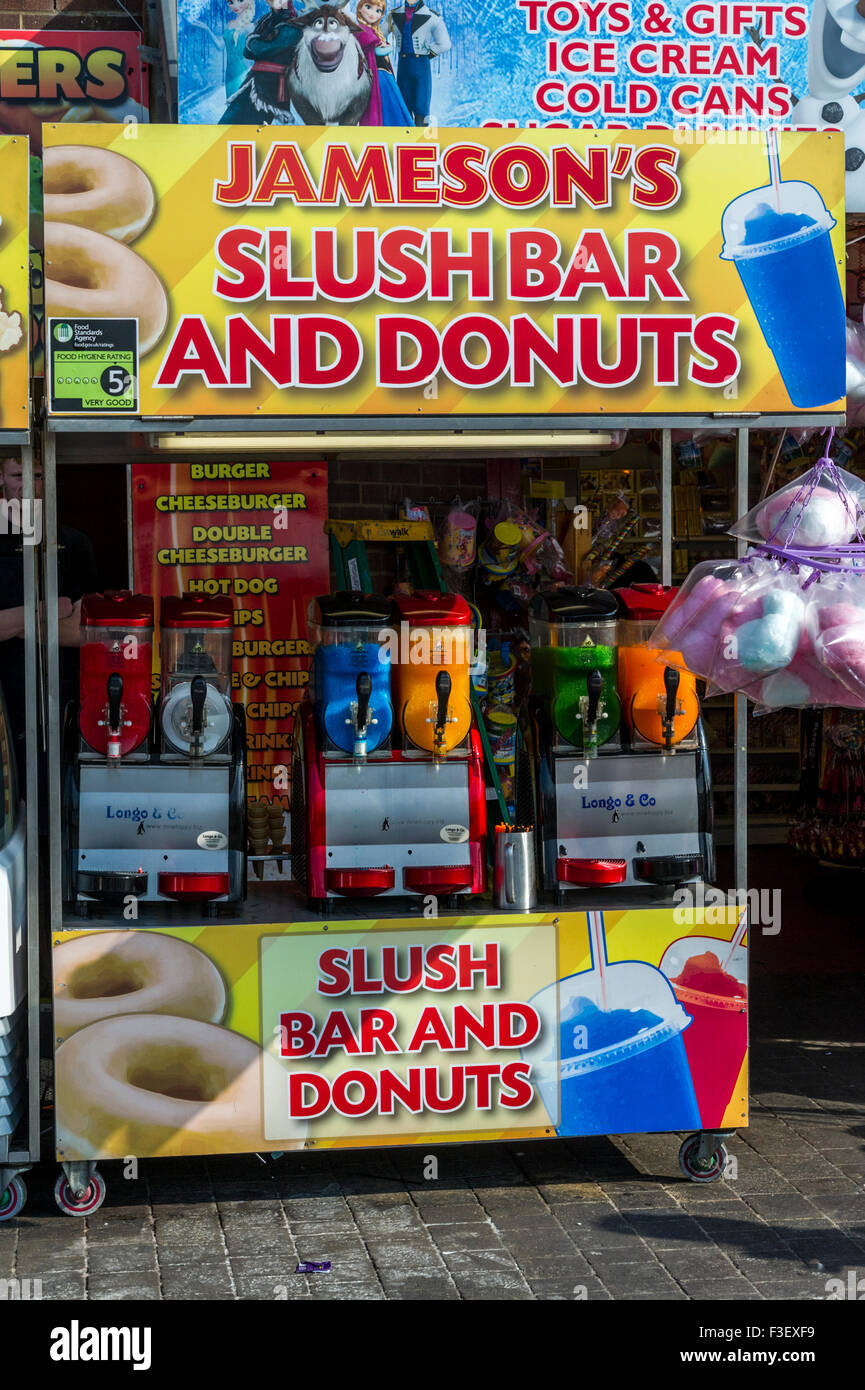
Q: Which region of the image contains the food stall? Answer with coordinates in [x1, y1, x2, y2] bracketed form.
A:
[1, 121, 847, 1216]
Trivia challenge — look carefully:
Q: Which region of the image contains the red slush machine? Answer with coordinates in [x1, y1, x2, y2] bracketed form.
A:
[64, 592, 246, 913]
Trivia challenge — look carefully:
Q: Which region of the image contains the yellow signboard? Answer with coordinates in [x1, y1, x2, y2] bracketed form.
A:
[42, 124, 844, 419]
[52, 908, 747, 1160]
[0, 135, 28, 429]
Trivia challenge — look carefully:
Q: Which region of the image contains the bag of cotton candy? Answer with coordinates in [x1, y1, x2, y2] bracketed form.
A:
[729, 461, 865, 549]
[782, 570, 865, 710]
[649, 556, 806, 693]
[720, 566, 861, 710]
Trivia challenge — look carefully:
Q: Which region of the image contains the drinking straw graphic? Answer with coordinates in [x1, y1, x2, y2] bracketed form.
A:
[722, 910, 748, 972]
[589, 910, 608, 1012]
[766, 128, 782, 213]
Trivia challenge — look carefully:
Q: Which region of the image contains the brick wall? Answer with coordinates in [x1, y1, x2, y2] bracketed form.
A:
[327, 454, 489, 592]
[2, 0, 144, 29]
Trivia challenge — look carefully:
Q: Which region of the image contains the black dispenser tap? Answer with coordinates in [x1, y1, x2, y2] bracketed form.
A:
[662, 665, 680, 752]
[190, 675, 207, 758]
[581, 668, 604, 758]
[434, 670, 452, 758]
[351, 670, 374, 762]
[587, 668, 603, 727]
[106, 673, 124, 760]
[355, 671, 372, 734]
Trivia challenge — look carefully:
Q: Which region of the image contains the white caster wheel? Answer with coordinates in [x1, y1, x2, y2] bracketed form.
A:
[679, 1135, 727, 1184]
[0, 1175, 26, 1220]
[54, 1170, 106, 1216]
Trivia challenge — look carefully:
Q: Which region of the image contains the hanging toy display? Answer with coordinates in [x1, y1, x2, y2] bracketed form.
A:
[650, 440, 865, 713]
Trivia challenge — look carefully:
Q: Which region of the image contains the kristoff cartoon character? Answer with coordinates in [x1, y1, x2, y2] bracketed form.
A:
[388, 0, 450, 127]
[219, 0, 300, 124]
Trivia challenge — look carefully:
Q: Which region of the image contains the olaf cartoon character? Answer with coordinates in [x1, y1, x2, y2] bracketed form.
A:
[791, 0, 865, 211]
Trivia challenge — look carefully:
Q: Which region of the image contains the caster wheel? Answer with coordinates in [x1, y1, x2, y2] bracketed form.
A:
[679, 1135, 727, 1184]
[0, 1175, 26, 1221]
[54, 1170, 106, 1216]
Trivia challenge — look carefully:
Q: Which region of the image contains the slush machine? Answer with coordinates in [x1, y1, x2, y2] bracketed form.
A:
[292, 591, 486, 906]
[64, 593, 246, 912]
[517, 585, 713, 898]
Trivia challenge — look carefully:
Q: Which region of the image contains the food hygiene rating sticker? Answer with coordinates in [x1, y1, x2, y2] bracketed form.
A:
[48, 318, 138, 413]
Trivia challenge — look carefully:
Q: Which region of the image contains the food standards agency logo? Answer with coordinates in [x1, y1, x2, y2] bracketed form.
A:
[53, 321, 73, 344]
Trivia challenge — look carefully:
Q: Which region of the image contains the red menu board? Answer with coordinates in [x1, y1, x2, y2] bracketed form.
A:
[131, 459, 328, 806]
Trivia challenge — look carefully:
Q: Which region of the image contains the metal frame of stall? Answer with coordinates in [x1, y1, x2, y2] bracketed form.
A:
[0, 428, 39, 1209]
[19, 407, 843, 1202]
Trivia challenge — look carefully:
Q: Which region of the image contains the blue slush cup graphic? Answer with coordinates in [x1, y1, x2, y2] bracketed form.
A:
[720, 135, 845, 408]
[523, 914, 700, 1136]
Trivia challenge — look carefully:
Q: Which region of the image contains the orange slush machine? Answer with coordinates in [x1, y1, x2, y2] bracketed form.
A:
[616, 584, 700, 751]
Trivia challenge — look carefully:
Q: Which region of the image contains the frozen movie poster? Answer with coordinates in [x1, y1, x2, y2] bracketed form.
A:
[178, 1, 865, 209]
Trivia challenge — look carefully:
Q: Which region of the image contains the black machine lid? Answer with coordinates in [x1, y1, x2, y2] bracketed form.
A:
[313, 593, 394, 626]
[531, 586, 619, 624]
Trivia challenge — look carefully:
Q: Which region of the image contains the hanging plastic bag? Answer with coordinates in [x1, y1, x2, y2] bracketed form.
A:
[728, 568, 865, 711]
[808, 573, 865, 707]
[730, 459, 865, 549]
[708, 560, 806, 694]
[651, 555, 809, 693]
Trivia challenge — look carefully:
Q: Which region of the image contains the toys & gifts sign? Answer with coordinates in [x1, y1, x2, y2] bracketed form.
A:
[42, 124, 845, 416]
[181, 0, 812, 129]
[178, 2, 865, 211]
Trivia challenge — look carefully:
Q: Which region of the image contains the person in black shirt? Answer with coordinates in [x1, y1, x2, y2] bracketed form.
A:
[0, 455, 97, 783]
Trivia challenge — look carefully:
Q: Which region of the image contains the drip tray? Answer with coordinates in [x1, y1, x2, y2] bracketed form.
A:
[634, 855, 704, 885]
[326, 867, 395, 896]
[557, 858, 627, 886]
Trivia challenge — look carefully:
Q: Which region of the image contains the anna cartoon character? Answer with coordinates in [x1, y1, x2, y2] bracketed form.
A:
[354, 0, 412, 126]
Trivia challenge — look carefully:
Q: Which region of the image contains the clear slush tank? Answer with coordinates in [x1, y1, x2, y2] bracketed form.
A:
[79, 591, 154, 758]
[529, 586, 620, 751]
[308, 593, 393, 756]
[391, 591, 473, 756]
[616, 584, 699, 749]
[159, 595, 233, 757]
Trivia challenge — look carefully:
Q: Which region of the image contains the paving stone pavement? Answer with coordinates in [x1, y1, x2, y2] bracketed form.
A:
[3, 974, 863, 1301]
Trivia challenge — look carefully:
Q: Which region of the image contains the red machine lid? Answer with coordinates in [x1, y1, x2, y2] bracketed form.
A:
[391, 591, 471, 626]
[161, 595, 234, 629]
[615, 584, 678, 620]
[81, 591, 153, 628]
